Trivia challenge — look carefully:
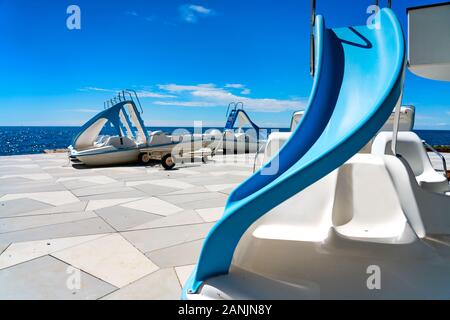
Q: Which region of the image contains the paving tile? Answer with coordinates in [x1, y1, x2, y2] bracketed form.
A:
[121, 223, 214, 253]
[121, 197, 183, 216]
[0, 256, 116, 300]
[57, 176, 118, 185]
[164, 186, 210, 196]
[175, 265, 196, 288]
[130, 184, 179, 197]
[204, 183, 238, 192]
[195, 207, 224, 223]
[102, 268, 181, 300]
[71, 184, 133, 197]
[52, 234, 159, 288]
[0, 191, 79, 206]
[130, 210, 204, 230]
[0, 198, 52, 218]
[0, 218, 115, 244]
[0, 164, 39, 170]
[95, 206, 161, 231]
[126, 179, 195, 190]
[78, 190, 148, 201]
[23, 202, 88, 217]
[220, 187, 236, 195]
[0, 211, 98, 234]
[146, 239, 204, 268]
[210, 171, 251, 177]
[0, 234, 108, 270]
[158, 192, 227, 205]
[0, 173, 53, 181]
[0, 244, 8, 255]
[176, 196, 229, 210]
[179, 175, 245, 187]
[85, 198, 143, 211]
[0, 181, 66, 194]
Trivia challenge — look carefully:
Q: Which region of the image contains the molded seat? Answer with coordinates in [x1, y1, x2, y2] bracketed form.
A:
[372, 132, 449, 194]
[246, 155, 409, 244]
[332, 155, 408, 242]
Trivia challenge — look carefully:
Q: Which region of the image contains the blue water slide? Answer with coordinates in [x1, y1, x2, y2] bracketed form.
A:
[224, 109, 260, 132]
[184, 8, 406, 295]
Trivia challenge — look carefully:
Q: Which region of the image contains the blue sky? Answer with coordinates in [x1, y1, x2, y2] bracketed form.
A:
[0, 0, 448, 129]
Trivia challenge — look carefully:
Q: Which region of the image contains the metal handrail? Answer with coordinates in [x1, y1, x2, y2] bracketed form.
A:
[253, 143, 267, 173]
[375, 0, 392, 8]
[226, 102, 236, 117]
[124, 89, 144, 114]
[236, 102, 244, 111]
[423, 141, 449, 181]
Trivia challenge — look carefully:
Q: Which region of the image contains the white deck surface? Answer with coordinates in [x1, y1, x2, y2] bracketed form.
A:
[0, 152, 448, 300]
[0, 153, 254, 300]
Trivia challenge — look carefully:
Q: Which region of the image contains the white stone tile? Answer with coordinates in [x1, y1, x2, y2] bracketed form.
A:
[165, 186, 210, 196]
[195, 207, 225, 223]
[85, 198, 143, 211]
[52, 234, 159, 288]
[57, 176, 118, 185]
[0, 174, 53, 181]
[0, 218, 115, 244]
[23, 202, 88, 217]
[121, 197, 183, 216]
[205, 183, 238, 192]
[121, 223, 214, 253]
[0, 212, 98, 234]
[209, 171, 251, 177]
[95, 206, 161, 232]
[0, 234, 108, 270]
[175, 265, 196, 287]
[0, 165, 39, 169]
[0, 191, 79, 206]
[126, 179, 195, 190]
[130, 210, 204, 230]
[146, 240, 203, 268]
[102, 268, 180, 300]
[0, 256, 116, 300]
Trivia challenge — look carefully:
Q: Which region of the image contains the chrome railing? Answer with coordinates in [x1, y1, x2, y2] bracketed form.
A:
[253, 143, 267, 173]
[102, 89, 144, 114]
[423, 141, 449, 181]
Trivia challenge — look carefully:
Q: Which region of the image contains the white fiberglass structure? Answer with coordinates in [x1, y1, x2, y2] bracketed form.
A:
[69, 91, 148, 166]
[69, 91, 211, 168]
[407, 2, 450, 81]
[257, 106, 417, 170]
[184, 6, 450, 300]
[215, 102, 264, 154]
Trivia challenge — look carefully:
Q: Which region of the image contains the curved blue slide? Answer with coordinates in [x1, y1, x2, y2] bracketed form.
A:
[225, 109, 260, 132]
[184, 8, 406, 296]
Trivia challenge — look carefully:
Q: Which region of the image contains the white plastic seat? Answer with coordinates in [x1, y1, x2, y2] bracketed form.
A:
[107, 136, 138, 149]
[372, 132, 449, 194]
[332, 155, 408, 242]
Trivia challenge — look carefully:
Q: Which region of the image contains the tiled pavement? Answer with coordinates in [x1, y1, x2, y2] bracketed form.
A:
[0, 152, 448, 300]
[0, 153, 255, 300]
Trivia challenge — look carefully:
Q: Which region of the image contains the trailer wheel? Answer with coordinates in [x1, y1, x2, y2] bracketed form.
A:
[161, 154, 176, 170]
[139, 153, 152, 165]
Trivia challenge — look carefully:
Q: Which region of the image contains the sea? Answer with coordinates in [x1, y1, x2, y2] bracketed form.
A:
[0, 127, 449, 156]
